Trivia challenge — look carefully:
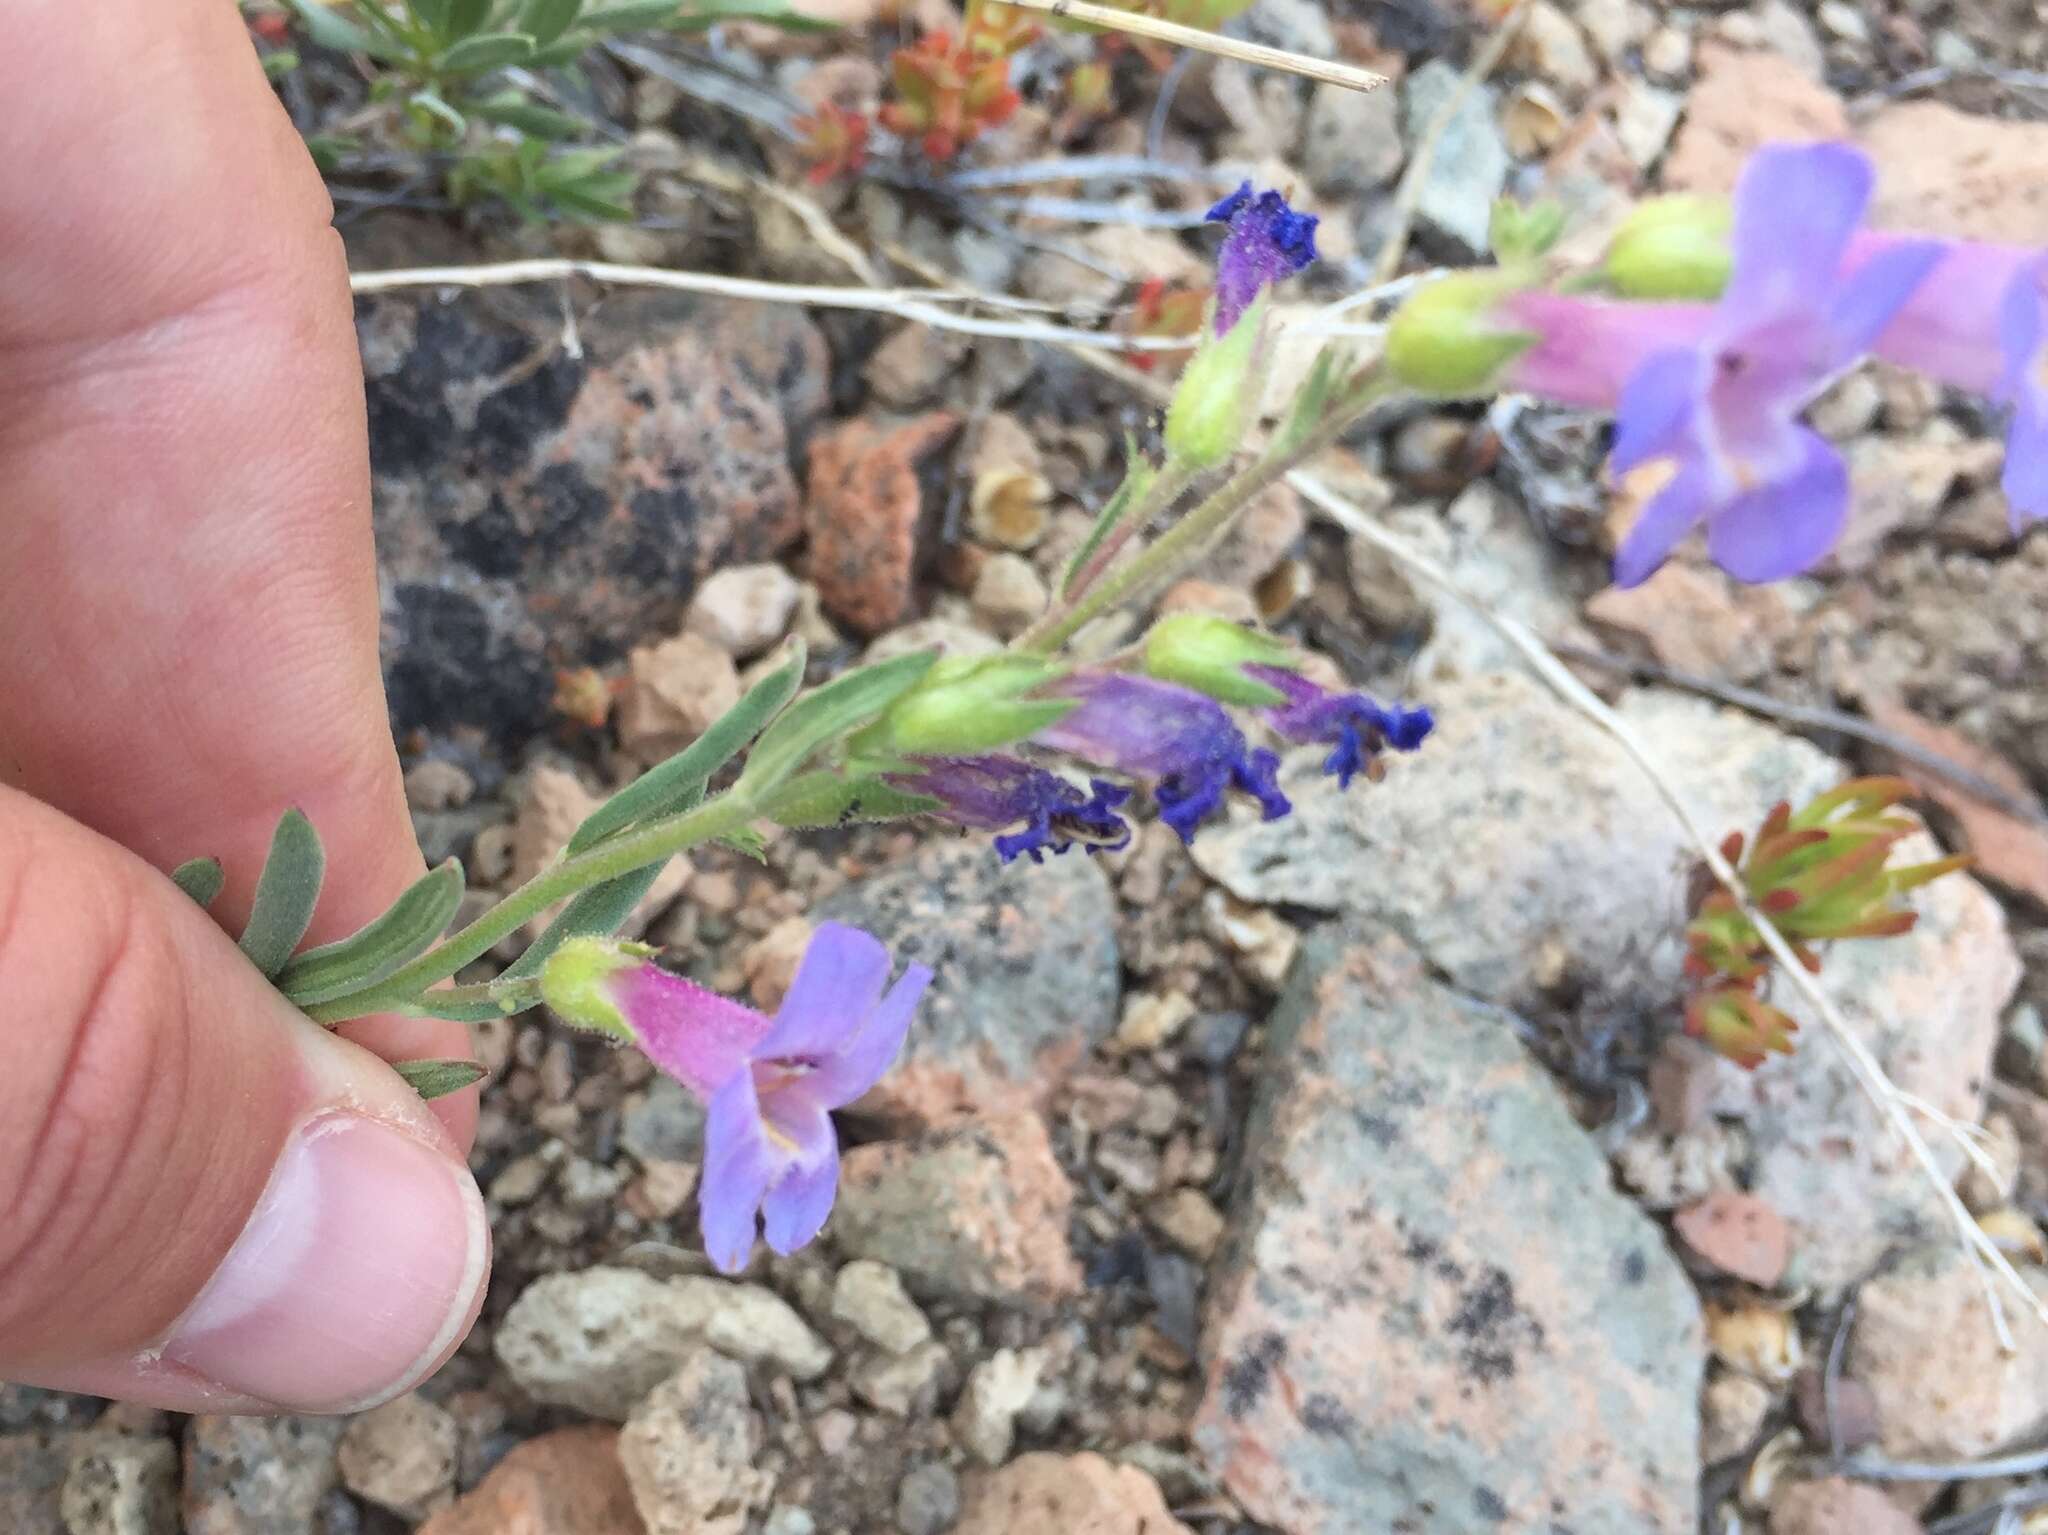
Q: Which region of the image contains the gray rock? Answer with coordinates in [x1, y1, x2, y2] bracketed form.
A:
[617, 1349, 772, 1535]
[831, 1260, 933, 1355]
[852, 1341, 953, 1417]
[668, 1277, 834, 1381]
[1241, 0, 1335, 56]
[1193, 927, 1703, 1534]
[0, 1430, 71, 1534]
[896, 1462, 962, 1535]
[182, 1417, 346, 1535]
[495, 1268, 708, 1421]
[952, 1349, 1045, 1467]
[764, 1509, 820, 1535]
[1192, 672, 2017, 1287]
[336, 1394, 457, 1521]
[62, 1434, 178, 1535]
[619, 1075, 707, 1165]
[814, 840, 1121, 1124]
[1301, 81, 1404, 197]
[363, 295, 827, 746]
[1399, 61, 1511, 254]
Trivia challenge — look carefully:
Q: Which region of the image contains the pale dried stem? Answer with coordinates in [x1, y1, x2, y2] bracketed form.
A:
[1371, 3, 1529, 284]
[993, 0, 1388, 92]
[346, 258, 1192, 350]
[1298, 468, 2044, 1351]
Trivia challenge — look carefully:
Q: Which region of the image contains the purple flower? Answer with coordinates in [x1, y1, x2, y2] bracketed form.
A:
[1206, 182, 1319, 335]
[1598, 142, 1941, 587]
[887, 754, 1133, 863]
[1859, 236, 2048, 527]
[1246, 666, 1434, 788]
[567, 925, 930, 1273]
[1034, 672, 1290, 842]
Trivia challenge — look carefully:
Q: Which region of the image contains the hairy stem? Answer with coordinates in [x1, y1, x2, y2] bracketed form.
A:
[306, 789, 760, 1024]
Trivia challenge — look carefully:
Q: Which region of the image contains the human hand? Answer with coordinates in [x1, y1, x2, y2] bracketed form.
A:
[0, 0, 489, 1413]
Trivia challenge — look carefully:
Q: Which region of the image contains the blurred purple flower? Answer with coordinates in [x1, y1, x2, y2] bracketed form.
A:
[1206, 182, 1319, 335]
[1598, 142, 1941, 587]
[1246, 666, 1434, 788]
[888, 754, 1133, 863]
[1036, 672, 1290, 842]
[603, 923, 930, 1272]
[1860, 237, 2047, 527]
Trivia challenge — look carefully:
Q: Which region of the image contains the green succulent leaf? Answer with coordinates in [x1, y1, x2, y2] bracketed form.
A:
[284, 0, 410, 59]
[736, 649, 941, 798]
[393, 1059, 490, 1100]
[520, 0, 587, 40]
[275, 859, 466, 1007]
[238, 809, 327, 979]
[172, 857, 226, 909]
[570, 640, 806, 855]
[468, 91, 589, 138]
[437, 29, 537, 72]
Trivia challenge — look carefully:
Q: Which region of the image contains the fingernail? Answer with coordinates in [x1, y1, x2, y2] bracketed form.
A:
[155, 1111, 488, 1413]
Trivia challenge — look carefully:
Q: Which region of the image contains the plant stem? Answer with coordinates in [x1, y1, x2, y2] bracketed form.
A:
[306, 789, 760, 1024]
[1017, 370, 1389, 655]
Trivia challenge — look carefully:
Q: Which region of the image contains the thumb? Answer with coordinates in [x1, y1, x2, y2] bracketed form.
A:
[0, 788, 490, 1414]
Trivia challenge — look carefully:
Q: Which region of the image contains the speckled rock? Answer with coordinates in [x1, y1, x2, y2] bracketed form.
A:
[1849, 1243, 2048, 1461]
[1193, 926, 1703, 1534]
[364, 295, 825, 744]
[0, 1430, 71, 1534]
[805, 411, 960, 635]
[831, 1259, 933, 1354]
[834, 1112, 1081, 1308]
[954, 1453, 1191, 1535]
[182, 1416, 346, 1535]
[495, 1268, 708, 1421]
[814, 839, 1121, 1125]
[617, 1349, 771, 1535]
[1860, 102, 2048, 244]
[337, 1393, 458, 1521]
[417, 1426, 644, 1535]
[1192, 671, 2017, 1289]
[61, 1433, 178, 1535]
[1770, 1477, 1922, 1535]
[1399, 61, 1510, 254]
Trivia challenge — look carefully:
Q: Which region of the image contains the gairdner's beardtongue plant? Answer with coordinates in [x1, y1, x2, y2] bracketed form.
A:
[541, 925, 931, 1273]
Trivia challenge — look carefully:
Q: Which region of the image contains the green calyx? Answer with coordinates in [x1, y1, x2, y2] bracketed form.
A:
[1163, 305, 1262, 470]
[1603, 195, 1734, 301]
[537, 936, 649, 1042]
[1384, 272, 1538, 397]
[860, 654, 1076, 757]
[1143, 614, 1296, 706]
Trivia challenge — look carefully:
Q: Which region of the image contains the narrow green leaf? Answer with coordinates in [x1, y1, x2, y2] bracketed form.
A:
[580, 0, 683, 26]
[671, 0, 838, 29]
[569, 640, 806, 856]
[520, 0, 585, 41]
[1063, 439, 1157, 598]
[1273, 348, 1341, 456]
[262, 49, 302, 77]
[284, 0, 409, 58]
[172, 858, 225, 909]
[404, 991, 534, 1023]
[412, 0, 456, 36]
[276, 860, 466, 1007]
[306, 132, 359, 172]
[410, 88, 469, 132]
[736, 650, 941, 798]
[720, 828, 771, 862]
[526, 29, 596, 62]
[393, 1059, 490, 1100]
[544, 177, 638, 221]
[238, 810, 327, 979]
[765, 771, 941, 830]
[444, 0, 496, 39]
[437, 30, 537, 72]
[468, 91, 589, 138]
[499, 858, 674, 983]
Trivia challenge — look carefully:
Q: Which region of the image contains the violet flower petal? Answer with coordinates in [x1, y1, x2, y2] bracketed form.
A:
[1829, 239, 1946, 356]
[700, 1070, 778, 1273]
[1613, 465, 1715, 588]
[808, 964, 933, 1106]
[1998, 255, 2048, 525]
[619, 965, 773, 1100]
[754, 921, 891, 1061]
[761, 1139, 841, 1256]
[1703, 429, 1849, 581]
[1206, 181, 1319, 334]
[1722, 142, 1871, 323]
[1611, 348, 1700, 475]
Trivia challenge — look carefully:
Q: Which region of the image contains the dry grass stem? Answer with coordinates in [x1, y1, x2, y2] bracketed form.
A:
[993, 0, 1388, 92]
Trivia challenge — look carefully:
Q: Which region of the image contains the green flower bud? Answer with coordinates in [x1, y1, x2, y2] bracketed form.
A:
[1384, 273, 1537, 396]
[1163, 307, 1262, 469]
[1143, 614, 1297, 706]
[862, 655, 1076, 757]
[1604, 195, 1733, 300]
[538, 936, 648, 1042]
